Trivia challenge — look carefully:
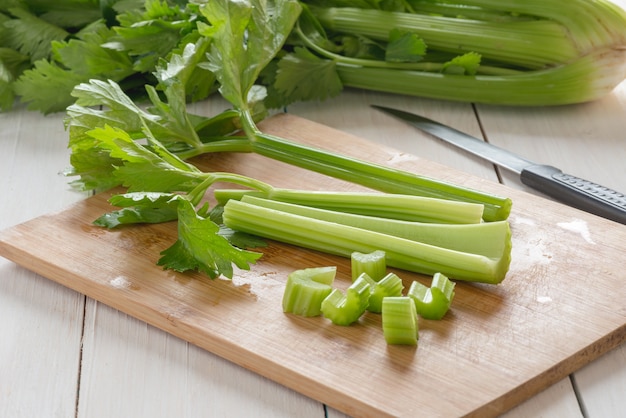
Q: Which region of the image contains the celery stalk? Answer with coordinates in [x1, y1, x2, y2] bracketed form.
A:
[336, 48, 626, 106]
[283, 266, 336, 316]
[311, 6, 579, 69]
[320, 274, 371, 325]
[382, 297, 418, 345]
[222, 199, 511, 283]
[223, 195, 511, 259]
[351, 250, 386, 282]
[215, 187, 485, 224]
[244, 125, 511, 222]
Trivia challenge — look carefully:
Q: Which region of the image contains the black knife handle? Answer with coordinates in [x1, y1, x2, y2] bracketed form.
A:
[520, 164, 626, 224]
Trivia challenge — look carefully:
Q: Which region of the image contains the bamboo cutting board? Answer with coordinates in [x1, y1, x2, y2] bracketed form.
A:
[0, 114, 624, 417]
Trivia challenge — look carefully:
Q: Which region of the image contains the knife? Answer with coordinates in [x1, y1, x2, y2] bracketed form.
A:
[372, 105, 626, 225]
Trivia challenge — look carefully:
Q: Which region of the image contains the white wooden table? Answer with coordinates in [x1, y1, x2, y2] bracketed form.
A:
[2, 51, 626, 418]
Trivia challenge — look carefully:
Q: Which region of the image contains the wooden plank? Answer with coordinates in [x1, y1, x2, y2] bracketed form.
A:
[0, 108, 87, 417]
[0, 113, 625, 418]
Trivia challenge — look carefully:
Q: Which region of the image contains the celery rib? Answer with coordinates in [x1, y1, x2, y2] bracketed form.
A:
[222, 199, 511, 283]
[230, 195, 511, 258]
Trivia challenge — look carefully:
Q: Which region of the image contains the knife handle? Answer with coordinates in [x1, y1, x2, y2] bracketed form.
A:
[520, 164, 626, 225]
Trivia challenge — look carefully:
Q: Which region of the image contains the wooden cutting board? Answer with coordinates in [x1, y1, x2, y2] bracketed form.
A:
[0, 114, 624, 417]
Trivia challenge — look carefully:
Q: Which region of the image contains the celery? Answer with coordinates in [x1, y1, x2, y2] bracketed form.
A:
[351, 250, 386, 282]
[408, 273, 456, 320]
[320, 274, 371, 325]
[214, 188, 485, 224]
[283, 0, 626, 106]
[222, 198, 511, 283]
[382, 297, 418, 345]
[224, 195, 511, 260]
[359, 272, 404, 314]
[282, 266, 336, 317]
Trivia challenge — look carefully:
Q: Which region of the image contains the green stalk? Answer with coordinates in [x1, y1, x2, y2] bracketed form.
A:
[222, 195, 511, 258]
[238, 110, 511, 222]
[336, 47, 626, 106]
[310, 6, 579, 69]
[217, 188, 484, 224]
[222, 199, 511, 283]
[444, 0, 626, 53]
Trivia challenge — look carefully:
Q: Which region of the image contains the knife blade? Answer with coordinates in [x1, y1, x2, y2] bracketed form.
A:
[372, 105, 626, 225]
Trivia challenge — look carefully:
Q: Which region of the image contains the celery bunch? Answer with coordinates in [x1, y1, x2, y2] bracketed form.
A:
[4, 0, 626, 113]
[273, 0, 626, 106]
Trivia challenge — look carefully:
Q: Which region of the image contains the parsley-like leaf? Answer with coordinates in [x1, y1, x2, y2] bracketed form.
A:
[385, 28, 427, 63]
[199, 0, 301, 109]
[158, 198, 263, 279]
[442, 52, 482, 75]
[273, 47, 342, 106]
[3, 7, 68, 62]
[86, 124, 203, 192]
[94, 192, 180, 228]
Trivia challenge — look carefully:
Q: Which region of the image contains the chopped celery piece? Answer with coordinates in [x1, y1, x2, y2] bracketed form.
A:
[222, 199, 511, 283]
[382, 297, 418, 346]
[283, 266, 336, 317]
[351, 250, 386, 282]
[408, 273, 456, 320]
[360, 272, 404, 314]
[320, 274, 371, 325]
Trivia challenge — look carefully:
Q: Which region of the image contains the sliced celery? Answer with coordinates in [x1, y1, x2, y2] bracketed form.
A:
[282, 266, 336, 317]
[351, 250, 386, 282]
[360, 272, 404, 314]
[222, 199, 511, 283]
[320, 274, 371, 325]
[408, 273, 456, 320]
[382, 297, 418, 345]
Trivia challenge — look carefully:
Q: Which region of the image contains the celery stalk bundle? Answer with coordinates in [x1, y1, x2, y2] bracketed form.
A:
[4, 0, 626, 112]
[278, 0, 626, 106]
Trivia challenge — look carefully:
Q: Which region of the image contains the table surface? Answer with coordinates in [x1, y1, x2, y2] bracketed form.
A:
[2, 19, 626, 418]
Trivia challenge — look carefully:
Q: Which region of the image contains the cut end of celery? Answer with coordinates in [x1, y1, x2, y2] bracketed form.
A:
[382, 297, 418, 345]
[283, 267, 337, 317]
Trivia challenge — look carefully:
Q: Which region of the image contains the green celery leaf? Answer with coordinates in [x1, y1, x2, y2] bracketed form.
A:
[273, 47, 342, 105]
[385, 28, 426, 63]
[341, 35, 385, 60]
[69, 79, 205, 151]
[28, 1, 102, 30]
[154, 37, 217, 102]
[4, 7, 69, 62]
[94, 192, 180, 228]
[13, 59, 88, 113]
[85, 124, 203, 192]
[158, 198, 263, 279]
[199, 0, 301, 108]
[442, 52, 482, 76]
[51, 22, 135, 80]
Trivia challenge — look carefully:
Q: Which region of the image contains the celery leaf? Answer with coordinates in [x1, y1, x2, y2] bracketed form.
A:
[273, 47, 342, 106]
[385, 28, 426, 63]
[199, 0, 301, 109]
[3, 8, 68, 62]
[442, 52, 482, 76]
[94, 192, 180, 228]
[13, 60, 88, 113]
[158, 198, 263, 279]
[85, 124, 203, 192]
